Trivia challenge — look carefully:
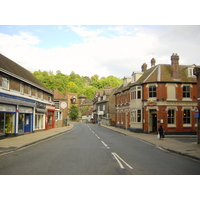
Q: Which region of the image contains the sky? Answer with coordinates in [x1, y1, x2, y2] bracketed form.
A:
[0, 25, 200, 78]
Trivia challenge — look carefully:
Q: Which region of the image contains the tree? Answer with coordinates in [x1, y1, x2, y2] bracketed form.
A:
[69, 105, 79, 121]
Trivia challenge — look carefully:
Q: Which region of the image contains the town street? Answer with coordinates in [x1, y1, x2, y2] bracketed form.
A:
[0, 122, 200, 175]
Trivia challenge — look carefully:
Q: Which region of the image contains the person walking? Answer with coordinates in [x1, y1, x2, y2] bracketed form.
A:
[158, 125, 164, 140]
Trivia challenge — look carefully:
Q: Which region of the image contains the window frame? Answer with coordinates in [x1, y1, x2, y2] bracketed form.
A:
[149, 85, 156, 98]
[2, 76, 10, 90]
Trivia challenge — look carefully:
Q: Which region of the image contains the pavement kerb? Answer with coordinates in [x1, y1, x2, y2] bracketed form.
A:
[0, 124, 74, 155]
[101, 124, 200, 161]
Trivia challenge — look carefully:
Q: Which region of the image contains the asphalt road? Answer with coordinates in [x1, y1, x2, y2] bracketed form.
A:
[0, 122, 200, 175]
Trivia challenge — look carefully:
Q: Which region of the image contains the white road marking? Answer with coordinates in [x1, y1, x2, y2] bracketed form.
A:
[111, 152, 133, 169]
[95, 134, 100, 139]
[101, 141, 110, 149]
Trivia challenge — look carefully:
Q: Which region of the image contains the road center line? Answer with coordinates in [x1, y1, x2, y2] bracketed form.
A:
[112, 152, 133, 169]
[101, 141, 110, 149]
[95, 134, 100, 139]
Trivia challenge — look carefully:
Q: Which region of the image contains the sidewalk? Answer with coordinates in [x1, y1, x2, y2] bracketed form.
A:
[0, 124, 74, 155]
[101, 125, 200, 161]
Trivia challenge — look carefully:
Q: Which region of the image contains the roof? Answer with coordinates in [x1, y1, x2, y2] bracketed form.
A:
[115, 63, 198, 95]
[136, 64, 197, 84]
[0, 53, 52, 94]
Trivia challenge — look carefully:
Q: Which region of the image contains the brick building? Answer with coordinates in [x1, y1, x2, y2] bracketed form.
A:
[0, 53, 55, 138]
[115, 53, 199, 135]
[194, 66, 200, 143]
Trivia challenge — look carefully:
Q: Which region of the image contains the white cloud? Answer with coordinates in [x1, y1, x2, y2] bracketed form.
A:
[0, 26, 200, 79]
[69, 26, 103, 37]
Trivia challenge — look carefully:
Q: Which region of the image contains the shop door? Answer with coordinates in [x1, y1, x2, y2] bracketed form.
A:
[18, 113, 24, 134]
[24, 114, 31, 133]
[152, 114, 157, 132]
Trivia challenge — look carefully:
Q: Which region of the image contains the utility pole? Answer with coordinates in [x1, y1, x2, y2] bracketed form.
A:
[194, 66, 200, 144]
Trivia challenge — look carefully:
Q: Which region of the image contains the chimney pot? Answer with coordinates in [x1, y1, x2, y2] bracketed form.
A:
[141, 63, 147, 72]
[151, 58, 156, 67]
[171, 53, 180, 79]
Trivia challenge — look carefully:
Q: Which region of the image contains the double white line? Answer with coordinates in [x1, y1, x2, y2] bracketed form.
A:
[112, 152, 133, 169]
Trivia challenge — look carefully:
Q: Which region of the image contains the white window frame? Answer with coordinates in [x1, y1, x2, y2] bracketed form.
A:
[2, 76, 10, 90]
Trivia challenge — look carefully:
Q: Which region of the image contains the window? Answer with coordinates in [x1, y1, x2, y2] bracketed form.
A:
[35, 88, 38, 98]
[137, 90, 141, 99]
[168, 110, 175, 124]
[28, 85, 31, 96]
[40, 91, 43, 99]
[103, 105, 105, 111]
[149, 85, 156, 97]
[48, 96, 52, 102]
[55, 111, 62, 120]
[54, 101, 60, 109]
[183, 86, 190, 98]
[20, 83, 24, 94]
[137, 110, 141, 122]
[183, 109, 190, 124]
[2, 76, 9, 90]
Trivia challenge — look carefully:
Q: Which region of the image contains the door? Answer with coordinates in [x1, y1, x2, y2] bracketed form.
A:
[24, 114, 31, 133]
[152, 114, 157, 132]
[18, 113, 24, 134]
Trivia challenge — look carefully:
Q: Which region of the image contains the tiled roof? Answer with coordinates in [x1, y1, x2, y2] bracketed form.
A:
[0, 53, 52, 93]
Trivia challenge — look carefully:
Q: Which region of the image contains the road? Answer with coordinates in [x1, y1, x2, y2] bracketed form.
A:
[0, 122, 200, 175]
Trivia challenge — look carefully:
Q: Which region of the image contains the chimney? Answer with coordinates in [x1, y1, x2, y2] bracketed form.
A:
[141, 63, 147, 72]
[171, 53, 180, 80]
[151, 58, 156, 67]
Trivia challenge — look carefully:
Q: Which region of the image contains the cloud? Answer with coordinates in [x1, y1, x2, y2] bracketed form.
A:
[0, 26, 200, 79]
[69, 26, 103, 37]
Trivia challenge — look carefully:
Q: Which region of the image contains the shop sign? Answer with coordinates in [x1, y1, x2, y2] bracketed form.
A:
[0, 104, 15, 112]
[19, 106, 33, 113]
[97, 111, 104, 115]
[36, 102, 46, 109]
[147, 99, 157, 106]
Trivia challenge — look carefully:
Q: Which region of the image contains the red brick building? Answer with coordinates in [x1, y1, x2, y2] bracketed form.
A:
[115, 53, 199, 135]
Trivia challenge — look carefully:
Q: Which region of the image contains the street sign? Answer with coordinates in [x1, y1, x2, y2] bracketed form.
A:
[195, 112, 199, 118]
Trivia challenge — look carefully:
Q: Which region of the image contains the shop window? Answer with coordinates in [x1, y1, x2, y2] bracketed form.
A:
[183, 86, 190, 98]
[149, 85, 156, 97]
[35, 114, 44, 130]
[168, 109, 175, 124]
[0, 113, 5, 134]
[183, 109, 190, 124]
[0, 113, 15, 134]
[2, 76, 10, 90]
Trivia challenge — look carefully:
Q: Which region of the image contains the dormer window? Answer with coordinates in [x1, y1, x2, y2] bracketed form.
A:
[186, 65, 196, 77]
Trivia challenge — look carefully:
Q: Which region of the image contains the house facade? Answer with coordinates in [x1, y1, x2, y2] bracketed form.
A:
[93, 87, 118, 125]
[0, 53, 55, 138]
[115, 54, 198, 135]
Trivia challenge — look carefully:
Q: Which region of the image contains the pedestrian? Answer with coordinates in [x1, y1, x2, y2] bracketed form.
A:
[158, 125, 164, 140]
[98, 118, 101, 126]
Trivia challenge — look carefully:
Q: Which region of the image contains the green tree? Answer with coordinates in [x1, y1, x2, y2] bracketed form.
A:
[69, 105, 79, 121]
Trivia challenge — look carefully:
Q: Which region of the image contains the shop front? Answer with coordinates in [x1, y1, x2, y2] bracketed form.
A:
[0, 104, 16, 137]
[46, 104, 55, 130]
[18, 106, 33, 135]
[35, 102, 46, 131]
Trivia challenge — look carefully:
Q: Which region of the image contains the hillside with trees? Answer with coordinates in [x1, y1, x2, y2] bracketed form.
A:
[33, 70, 123, 99]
